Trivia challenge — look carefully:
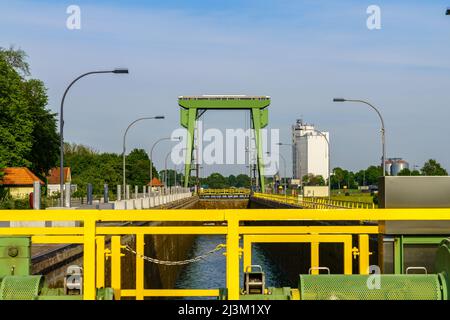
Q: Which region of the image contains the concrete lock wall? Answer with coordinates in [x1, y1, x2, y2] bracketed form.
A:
[112, 191, 192, 210]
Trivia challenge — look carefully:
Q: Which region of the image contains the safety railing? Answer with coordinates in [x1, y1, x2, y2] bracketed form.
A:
[3, 208, 450, 299]
[253, 193, 375, 209]
[198, 188, 251, 199]
[199, 188, 251, 195]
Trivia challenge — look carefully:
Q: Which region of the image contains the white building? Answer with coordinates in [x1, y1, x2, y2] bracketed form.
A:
[292, 119, 329, 181]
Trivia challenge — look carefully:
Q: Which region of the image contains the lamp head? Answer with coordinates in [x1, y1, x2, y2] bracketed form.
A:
[113, 68, 129, 74]
[333, 98, 346, 102]
[154, 116, 165, 119]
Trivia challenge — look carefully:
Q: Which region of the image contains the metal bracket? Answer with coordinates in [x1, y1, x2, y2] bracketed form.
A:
[245, 265, 263, 273]
[104, 248, 111, 260]
[308, 267, 330, 274]
[406, 266, 428, 274]
[352, 247, 360, 259]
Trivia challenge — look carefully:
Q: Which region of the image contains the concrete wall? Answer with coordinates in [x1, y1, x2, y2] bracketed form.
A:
[303, 186, 329, 197]
[113, 192, 192, 210]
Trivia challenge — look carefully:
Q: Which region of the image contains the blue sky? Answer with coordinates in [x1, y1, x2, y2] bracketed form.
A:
[1, 0, 450, 176]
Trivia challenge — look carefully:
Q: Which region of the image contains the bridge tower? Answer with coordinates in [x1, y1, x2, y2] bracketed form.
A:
[178, 95, 270, 192]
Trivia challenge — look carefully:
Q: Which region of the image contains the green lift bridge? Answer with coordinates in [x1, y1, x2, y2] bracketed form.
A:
[179, 95, 270, 192]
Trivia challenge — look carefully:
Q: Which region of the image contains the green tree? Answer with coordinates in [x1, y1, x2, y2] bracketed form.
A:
[421, 159, 448, 176]
[303, 174, 325, 186]
[204, 173, 228, 188]
[159, 169, 183, 187]
[228, 174, 237, 187]
[126, 149, 154, 187]
[235, 174, 250, 188]
[364, 166, 383, 185]
[331, 167, 345, 189]
[24, 79, 59, 175]
[0, 47, 59, 176]
[397, 168, 411, 176]
[0, 51, 33, 167]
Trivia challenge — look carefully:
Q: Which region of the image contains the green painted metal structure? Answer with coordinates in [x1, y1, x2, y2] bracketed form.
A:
[179, 95, 270, 192]
[0, 237, 113, 300]
[393, 235, 449, 274]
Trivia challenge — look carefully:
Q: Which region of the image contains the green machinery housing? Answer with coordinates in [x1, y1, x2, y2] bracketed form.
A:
[179, 95, 270, 192]
[0, 237, 113, 300]
[237, 238, 450, 300]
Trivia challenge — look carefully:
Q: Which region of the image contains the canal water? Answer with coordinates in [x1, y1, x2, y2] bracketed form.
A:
[174, 235, 294, 298]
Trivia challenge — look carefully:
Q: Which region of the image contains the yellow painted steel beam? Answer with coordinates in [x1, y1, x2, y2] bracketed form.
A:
[230, 209, 450, 221]
[244, 234, 354, 243]
[120, 289, 221, 297]
[135, 234, 145, 300]
[31, 236, 83, 244]
[226, 217, 240, 300]
[359, 234, 370, 275]
[311, 242, 319, 275]
[0, 210, 226, 221]
[83, 218, 97, 300]
[96, 236, 105, 289]
[111, 236, 123, 300]
[97, 225, 378, 235]
[244, 234, 355, 275]
[0, 227, 82, 235]
[3, 208, 450, 221]
[243, 236, 252, 273]
[97, 226, 228, 235]
[343, 237, 353, 275]
[238, 226, 378, 234]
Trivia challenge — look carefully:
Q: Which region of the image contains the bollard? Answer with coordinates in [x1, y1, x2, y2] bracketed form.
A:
[87, 183, 93, 205]
[64, 182, 71, 208]
[117, 185, 122, 201]
[104, 184, 109, 203]
[33, 181, 41, 210]
[126, 185, 130, 200]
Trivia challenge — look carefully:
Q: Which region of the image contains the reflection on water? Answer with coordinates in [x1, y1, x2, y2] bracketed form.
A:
[174, 235, 292, 298]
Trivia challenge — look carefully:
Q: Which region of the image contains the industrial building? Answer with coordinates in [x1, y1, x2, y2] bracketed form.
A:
[291, 119, 329, 181]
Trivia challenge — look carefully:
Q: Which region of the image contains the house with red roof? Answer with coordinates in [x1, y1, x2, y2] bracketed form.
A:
[46, 167, 71, 195]
[147, 177, 164, 190]
[0, 167, 44, 198]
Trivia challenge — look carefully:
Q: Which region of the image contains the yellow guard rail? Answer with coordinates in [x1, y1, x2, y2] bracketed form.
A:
[2, 208, 450, 299]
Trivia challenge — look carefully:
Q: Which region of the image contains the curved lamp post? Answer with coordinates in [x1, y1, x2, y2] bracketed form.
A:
[333, 98, 386, 176]
[122, 116, 165, 198]
[60, 68, 129, 206]
[149, 136, 181, 190]
[164, 150, 172, 187]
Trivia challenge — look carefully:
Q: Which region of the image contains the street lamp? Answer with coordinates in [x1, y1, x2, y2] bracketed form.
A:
[446, 7, 450, 15]
[122, 116, 164, 198]
[276, 142, 293, 194]
[266, 151, 287, 197]
[333, 98, 386, 176]
[60, 68, 129, 206]
[164, 150, 172, 187]
[149, 136, 181, 191]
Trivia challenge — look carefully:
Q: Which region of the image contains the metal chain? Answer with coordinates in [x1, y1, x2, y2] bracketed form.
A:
[124, 243, 226, 266]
